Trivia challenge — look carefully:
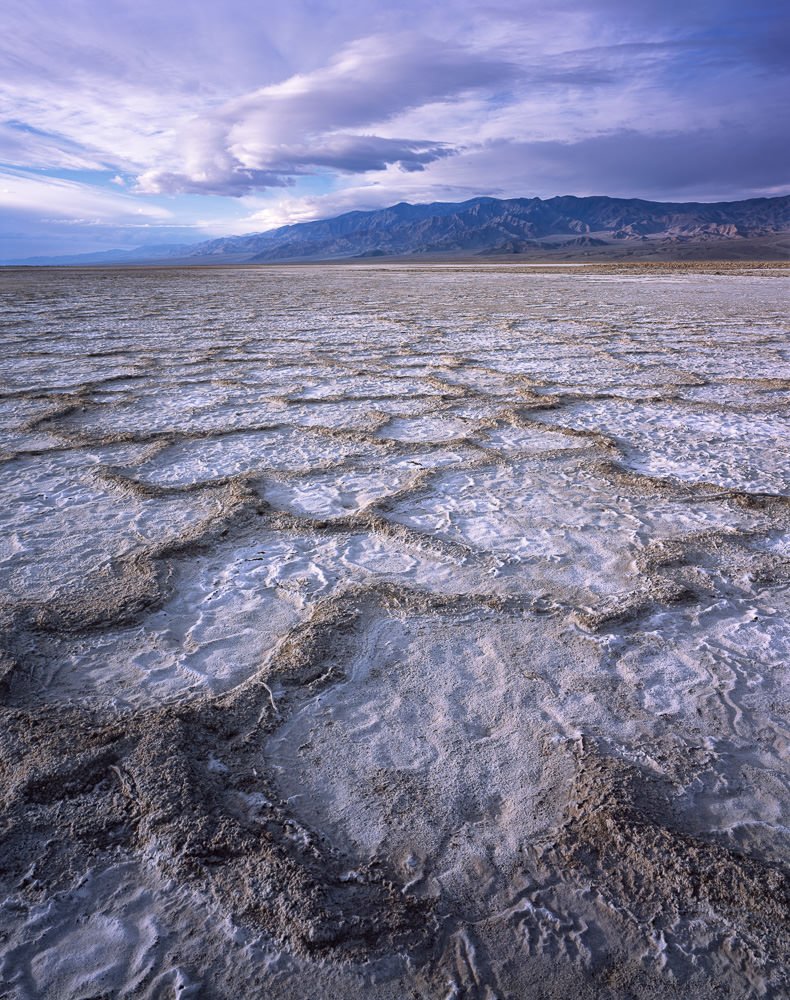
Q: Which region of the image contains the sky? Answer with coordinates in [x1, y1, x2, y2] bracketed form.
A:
[1, 0, 788, 257]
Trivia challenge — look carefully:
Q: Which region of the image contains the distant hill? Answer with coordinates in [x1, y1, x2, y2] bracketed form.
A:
[0, 243, 195, 267]
[6, 195, 790, 265]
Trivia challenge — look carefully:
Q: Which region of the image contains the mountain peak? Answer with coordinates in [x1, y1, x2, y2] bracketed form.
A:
[6, 193, 790, 266]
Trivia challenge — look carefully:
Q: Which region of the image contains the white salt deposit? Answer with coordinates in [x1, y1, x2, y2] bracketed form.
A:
[0, 264, 787, 1000]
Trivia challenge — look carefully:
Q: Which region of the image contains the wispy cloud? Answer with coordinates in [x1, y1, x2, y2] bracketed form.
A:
[2, 0, 788, 254]
[0, 170, 172, 220]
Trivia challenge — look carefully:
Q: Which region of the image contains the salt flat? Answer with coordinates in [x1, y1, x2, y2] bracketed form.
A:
[0, 264, 787, 999]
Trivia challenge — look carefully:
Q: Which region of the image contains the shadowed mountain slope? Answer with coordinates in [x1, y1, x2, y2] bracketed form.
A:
[6, 194, 790, 265]
[184, 194, 790, 261]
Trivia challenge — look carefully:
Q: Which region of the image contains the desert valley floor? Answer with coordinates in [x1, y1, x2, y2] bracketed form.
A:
[0, 263, 788, 999]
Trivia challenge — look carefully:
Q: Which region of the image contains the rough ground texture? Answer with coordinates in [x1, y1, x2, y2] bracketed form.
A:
[0, 264, 788, 999]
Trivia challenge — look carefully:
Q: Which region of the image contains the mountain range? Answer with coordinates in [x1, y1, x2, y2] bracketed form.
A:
[6, 194, 790, 265]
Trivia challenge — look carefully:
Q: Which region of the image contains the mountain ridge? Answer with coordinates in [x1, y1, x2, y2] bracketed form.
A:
[5, 194, 790, 265]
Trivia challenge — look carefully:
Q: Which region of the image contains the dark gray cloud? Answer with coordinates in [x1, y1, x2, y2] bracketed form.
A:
[275, 136, 456, 174]
[476, 127, 790, 202]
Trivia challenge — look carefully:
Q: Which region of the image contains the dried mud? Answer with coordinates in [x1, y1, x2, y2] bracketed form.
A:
[0, 265, 788, 999]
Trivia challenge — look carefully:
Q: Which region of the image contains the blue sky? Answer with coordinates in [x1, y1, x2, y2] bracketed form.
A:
[1, 0, 788, 257]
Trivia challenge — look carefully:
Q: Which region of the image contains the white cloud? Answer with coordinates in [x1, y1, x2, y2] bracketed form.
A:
[137, 34, 514, 195]
[0, 170, 172, 221]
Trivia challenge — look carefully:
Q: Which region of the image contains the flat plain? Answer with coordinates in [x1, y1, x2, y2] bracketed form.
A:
[0, 263, 788, 999]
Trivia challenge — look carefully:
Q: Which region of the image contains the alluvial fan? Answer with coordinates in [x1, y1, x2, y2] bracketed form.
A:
[0, 264, 788, 1000]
